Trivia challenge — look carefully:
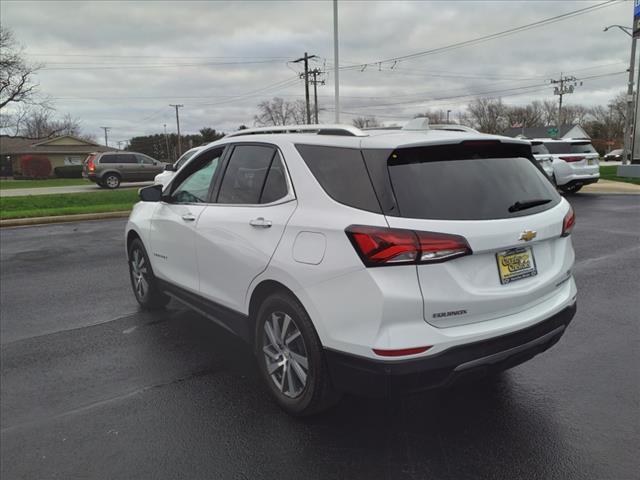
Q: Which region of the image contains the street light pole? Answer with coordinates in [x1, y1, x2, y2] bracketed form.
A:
[333, 0, 340, 123]
[604, 25, 634, 164]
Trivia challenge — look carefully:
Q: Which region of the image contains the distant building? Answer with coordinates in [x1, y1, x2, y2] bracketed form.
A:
[502, 124, 590, 140]
[0, 135, 115, 177]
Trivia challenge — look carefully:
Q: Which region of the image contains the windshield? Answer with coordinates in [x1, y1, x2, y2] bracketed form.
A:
[175, 150, 198, 169]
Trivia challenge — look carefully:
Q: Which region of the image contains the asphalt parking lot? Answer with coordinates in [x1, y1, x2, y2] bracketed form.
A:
[1, 194, 639, 480]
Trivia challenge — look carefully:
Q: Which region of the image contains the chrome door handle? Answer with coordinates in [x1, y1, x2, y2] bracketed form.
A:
[249, 217, 272, 228]
[181, 214, 196, 222]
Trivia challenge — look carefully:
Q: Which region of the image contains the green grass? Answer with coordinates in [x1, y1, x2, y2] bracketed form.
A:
[0, 189, 138, 219]
[0, 178, 90, 190]
[599, 165, 640, 185]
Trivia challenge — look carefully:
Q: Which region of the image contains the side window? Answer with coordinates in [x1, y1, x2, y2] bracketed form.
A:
[118, 154, 137, 164]
[217, 145, 275, 204]
[135, 154, 155, 165]
[171, 149, 223, 204]
[260, 152, 288, 204]
[99, 154, 117, 164]
[295, 144, 381, 213]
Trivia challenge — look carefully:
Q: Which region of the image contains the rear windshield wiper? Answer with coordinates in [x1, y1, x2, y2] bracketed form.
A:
[508, 199, 552, 213]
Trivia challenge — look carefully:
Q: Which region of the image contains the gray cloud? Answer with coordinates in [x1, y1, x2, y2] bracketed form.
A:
[0, 0, 631, 142]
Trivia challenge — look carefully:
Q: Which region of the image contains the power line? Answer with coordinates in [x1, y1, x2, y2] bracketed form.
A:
[40, 59, 287, 71]
[328, 0, 621, 73]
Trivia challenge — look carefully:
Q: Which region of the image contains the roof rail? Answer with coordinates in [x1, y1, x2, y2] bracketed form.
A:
[429, 124, 479, 133]
[225, 124, 368, 138]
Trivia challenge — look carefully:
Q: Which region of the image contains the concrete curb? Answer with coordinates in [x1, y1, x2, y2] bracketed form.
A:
[0, 210, 131, 228]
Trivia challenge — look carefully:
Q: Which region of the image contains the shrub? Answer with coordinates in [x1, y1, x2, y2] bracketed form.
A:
[54, 165, 83, 178]
[19, 155, 52, 179]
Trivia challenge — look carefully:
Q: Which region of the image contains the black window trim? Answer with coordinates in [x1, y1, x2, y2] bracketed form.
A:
[210, 141, 295, 207]
[163, 145, 229, 205]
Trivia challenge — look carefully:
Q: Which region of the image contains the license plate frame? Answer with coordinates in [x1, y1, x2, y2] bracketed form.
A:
[496, 247, 537, 285]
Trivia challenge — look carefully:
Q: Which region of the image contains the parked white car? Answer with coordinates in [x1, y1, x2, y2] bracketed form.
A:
[536, 138, 600, 193]
[126, 124, 577, 415]
[530, 140, 555, 181]
[154, 147, 203, 188]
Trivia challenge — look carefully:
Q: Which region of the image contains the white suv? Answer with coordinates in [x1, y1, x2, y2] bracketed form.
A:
[537, 138, 600, 193]
[126, 124, 577, 416]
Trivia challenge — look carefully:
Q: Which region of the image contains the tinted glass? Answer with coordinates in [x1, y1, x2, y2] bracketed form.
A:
[176, 150, 197, 169]
[217, 145, 274, 204]
[388, 150, 560, 220]
[118, 154, 137, 164]
[570, 142, 597, 154]
[295, 144, 381, 213]
[99, 154, 119, 164]
[544, 142, 571, 154]
[172, 156, 221, 203]
[531, 143, 550, 155]
[260, 152, 288, 204]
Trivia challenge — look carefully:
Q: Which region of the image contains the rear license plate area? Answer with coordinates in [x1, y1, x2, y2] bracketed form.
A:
[496, 247, 537, 285]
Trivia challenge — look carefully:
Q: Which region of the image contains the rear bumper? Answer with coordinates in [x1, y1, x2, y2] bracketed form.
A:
[561, 177, 599, 188]
[83, 172, 98, 183]
[325, 302, 576, 397]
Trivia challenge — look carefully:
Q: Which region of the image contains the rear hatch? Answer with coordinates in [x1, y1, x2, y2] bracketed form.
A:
[545, 141, 599, 168]
[367, 141, 572, 328]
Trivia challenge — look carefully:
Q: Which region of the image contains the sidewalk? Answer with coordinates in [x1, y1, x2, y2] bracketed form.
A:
[582, 179, 640, 195]
[0, 181, 153, 197]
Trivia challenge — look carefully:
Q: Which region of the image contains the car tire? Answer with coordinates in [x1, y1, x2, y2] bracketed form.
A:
[255, 292, 341, 416]
[128, 238, 170, 310]
[104, 173, 121, 189]
[559, 184, 582, 194]
[97, 180, 107, 188]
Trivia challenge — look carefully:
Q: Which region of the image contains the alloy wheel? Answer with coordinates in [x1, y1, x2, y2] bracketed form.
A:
[130, 248, 149, 300]
[106, 175, 119, 188]
[262, 311, 309, 398]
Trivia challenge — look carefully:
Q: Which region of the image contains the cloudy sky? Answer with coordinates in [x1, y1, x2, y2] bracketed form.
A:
[0, 0, 632, 143]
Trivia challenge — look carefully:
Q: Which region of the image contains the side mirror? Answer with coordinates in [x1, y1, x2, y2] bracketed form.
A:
[139, 184, 163, 202]
[164, 163, 177, 172]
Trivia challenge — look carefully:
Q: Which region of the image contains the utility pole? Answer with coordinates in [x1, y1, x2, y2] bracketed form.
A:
[550, 74, 580, 139]
[169, 104, 183, 157]
[100, 127, 111, 147]
[447, 110, 451, 123]
[333, 0, 340, 123]
[117, 140, 123, 150]
[293, 52, 318, 124]
[163, 123, 170, 161]
[309, 68, 325, 124]
[604, 25, 634, 164]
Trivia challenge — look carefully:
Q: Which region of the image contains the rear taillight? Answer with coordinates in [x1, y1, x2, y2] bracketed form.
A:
[345, 225, 472, 267]
[87, 158, 96, 172]
[559, 156, 585, 163]
[561, 206, 575, 237]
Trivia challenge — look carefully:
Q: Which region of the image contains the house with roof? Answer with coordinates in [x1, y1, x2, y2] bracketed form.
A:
[0, 135, 116, 177]
[502, 124, 590, 140]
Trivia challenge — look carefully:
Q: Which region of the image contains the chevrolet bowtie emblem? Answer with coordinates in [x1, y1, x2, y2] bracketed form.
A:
[519, 230, 537, 242]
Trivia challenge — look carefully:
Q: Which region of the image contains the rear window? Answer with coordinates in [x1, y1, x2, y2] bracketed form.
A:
[295, 144, 381, 213]
[387, 144, 560, 220]
[531, 143, 550, 155]
[544, 142, 596, 154]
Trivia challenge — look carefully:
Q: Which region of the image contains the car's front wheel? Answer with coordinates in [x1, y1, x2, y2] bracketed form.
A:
[559, 183, 583, 194]
[256, 292, 340, 416]
[128, 238, 170, 309]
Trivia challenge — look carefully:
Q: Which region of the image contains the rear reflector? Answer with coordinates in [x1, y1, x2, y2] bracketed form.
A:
[561, 205, 575, 237]
[373, 346, 431, 357]
[559, 156, 585, 163]
[346, 225, 471, 267]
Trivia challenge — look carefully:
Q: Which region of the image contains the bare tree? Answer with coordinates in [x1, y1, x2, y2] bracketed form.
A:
[466, 98, 507, 134]
[12, 105, 82, 138]
[504, 101, 544, 128]
[254, 97, 307, 126]
[541, 100, 557, 126]
[352, 116, 381, 128]
[0, 26, 43, 110]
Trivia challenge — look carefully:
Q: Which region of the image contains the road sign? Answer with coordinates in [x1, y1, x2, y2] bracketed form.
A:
[635, 0, 640, 37]
[547, 127, 559, 137]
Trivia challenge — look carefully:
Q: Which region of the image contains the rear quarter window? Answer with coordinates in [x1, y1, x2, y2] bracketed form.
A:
[295, 144, 381, 213]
